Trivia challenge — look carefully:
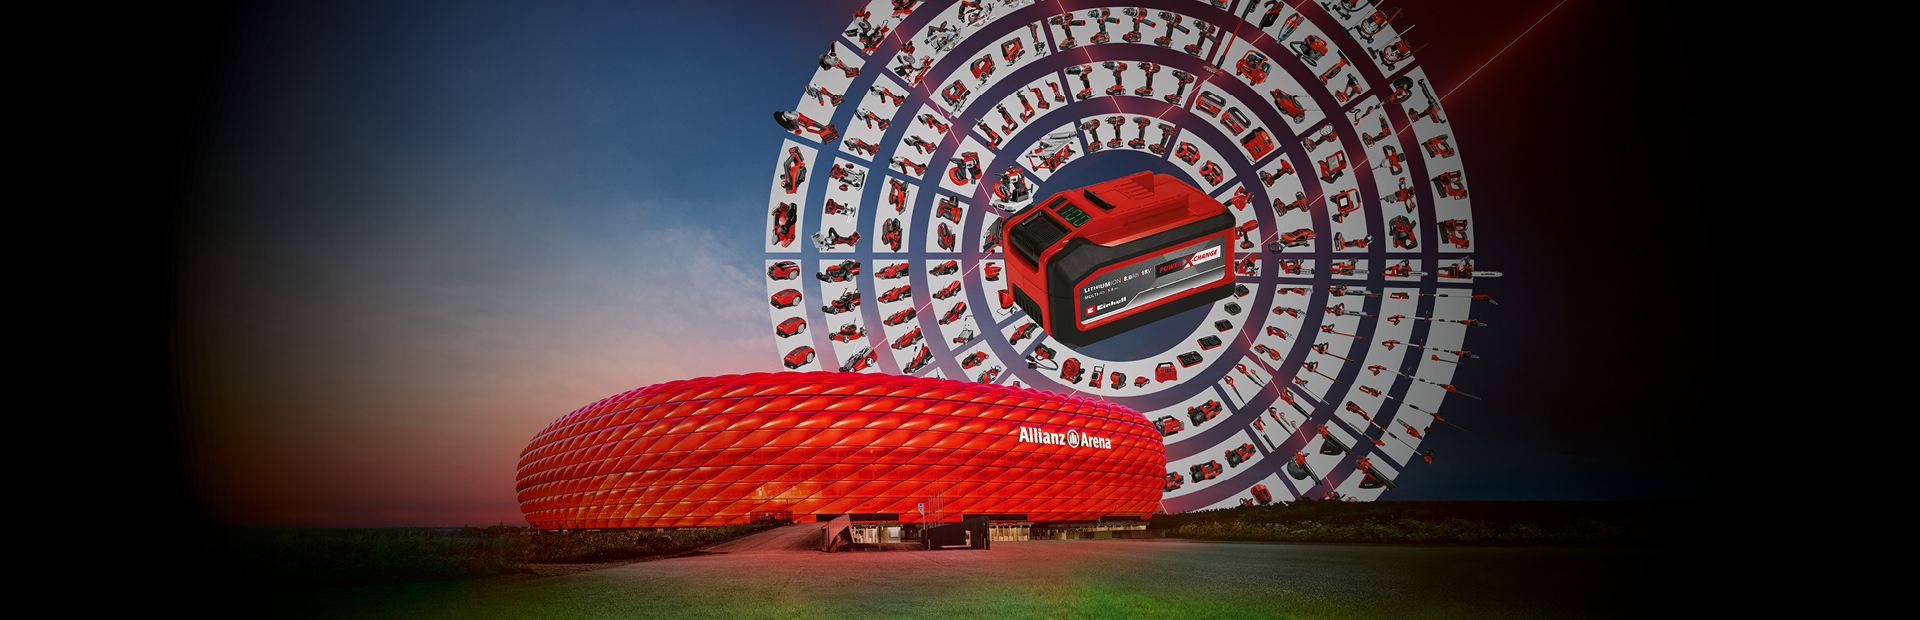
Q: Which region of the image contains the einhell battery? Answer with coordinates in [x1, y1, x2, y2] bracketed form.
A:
[1005, 172, 1235, 347]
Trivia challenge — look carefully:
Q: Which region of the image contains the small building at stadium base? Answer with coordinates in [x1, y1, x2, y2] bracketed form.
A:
[516, 372, 1166, 541]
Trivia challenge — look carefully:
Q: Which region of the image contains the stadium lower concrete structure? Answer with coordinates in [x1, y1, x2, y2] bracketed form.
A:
[517, 373, 1166, 530]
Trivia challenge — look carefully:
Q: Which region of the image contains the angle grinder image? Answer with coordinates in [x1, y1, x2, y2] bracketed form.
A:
[1003, 172, 1235, 347]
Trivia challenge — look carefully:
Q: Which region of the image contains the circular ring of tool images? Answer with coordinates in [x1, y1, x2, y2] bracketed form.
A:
[764, 0, 1496, 511]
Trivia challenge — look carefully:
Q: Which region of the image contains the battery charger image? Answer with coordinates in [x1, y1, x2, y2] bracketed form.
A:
[1004, 172, 1235, 347]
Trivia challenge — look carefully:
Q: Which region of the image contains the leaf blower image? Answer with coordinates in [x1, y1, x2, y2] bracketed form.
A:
[1000, 172, 1235, 347]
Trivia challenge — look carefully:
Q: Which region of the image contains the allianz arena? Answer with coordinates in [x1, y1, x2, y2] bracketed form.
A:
[517, 373, 1166, 529]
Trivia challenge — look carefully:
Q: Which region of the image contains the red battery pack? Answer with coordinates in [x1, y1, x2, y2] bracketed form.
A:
[1004, 172, 1236, 347]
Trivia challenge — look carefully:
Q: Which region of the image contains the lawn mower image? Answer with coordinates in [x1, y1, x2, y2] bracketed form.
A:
[891, 327, 922, 349]
[876, 262, 910, 279]
[930, 260, 959, 276]
[776, 316, 807, 338]
[771, 288, 802, 309]
[783, 346, 816, 370]
[879, 284, 911, 303]
[1005, 320, 1039, 347]
[829, 323, 865, 343]
[822, 290, 861, 315]
[768, 261, 799, 280]
[903, 345, 932, 373]
[817, 259, 860, 282]
[1270, 88, 1309, 124]
[778, 147, 806, 193]
[771, 203, 797, 247]
[884, 307, 917, 326]
[840, 346, 877, 372]
[940, 301, 968, 325]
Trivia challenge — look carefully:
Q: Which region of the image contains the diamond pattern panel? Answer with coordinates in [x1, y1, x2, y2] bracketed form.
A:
[517, 372, 1166, 529]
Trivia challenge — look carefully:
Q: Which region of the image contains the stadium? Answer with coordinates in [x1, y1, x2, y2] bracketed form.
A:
[517, 373, 1166, 540]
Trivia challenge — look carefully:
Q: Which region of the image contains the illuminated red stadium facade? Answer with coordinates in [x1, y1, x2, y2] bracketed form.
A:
[517, 373, 1166, 529]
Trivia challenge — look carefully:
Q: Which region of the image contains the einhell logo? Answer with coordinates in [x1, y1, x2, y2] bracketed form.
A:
[1018, 426, 1113, 449]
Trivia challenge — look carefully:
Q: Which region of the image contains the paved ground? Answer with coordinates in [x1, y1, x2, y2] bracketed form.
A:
[258, 524, 1687, 619]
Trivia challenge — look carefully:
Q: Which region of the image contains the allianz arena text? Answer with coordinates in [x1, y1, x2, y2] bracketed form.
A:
[517, 373, 1166, 529]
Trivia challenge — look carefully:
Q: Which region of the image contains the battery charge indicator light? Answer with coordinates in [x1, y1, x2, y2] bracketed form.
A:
[1054, 203, 1091, 228]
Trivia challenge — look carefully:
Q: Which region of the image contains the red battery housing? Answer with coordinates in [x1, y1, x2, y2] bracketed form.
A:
[1005, 172, 1235, 347]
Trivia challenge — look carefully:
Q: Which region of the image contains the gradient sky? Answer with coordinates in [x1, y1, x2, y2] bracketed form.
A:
[163, 0, 1702, 527]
